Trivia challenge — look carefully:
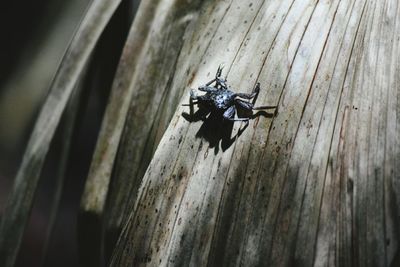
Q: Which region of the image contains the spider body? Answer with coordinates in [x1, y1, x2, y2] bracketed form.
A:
[195, 86, 235, 110]
[212, 89, 235, 109]
[186, 66, 277, 122]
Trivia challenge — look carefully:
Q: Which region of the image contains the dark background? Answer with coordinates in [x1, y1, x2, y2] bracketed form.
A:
[0, 1, 139, 266]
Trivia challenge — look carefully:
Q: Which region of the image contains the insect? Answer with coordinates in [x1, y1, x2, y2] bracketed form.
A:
[184, 66, 277, 123]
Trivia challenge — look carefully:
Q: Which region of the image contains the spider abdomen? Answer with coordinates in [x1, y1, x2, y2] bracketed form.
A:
[210, 90, 235, 109]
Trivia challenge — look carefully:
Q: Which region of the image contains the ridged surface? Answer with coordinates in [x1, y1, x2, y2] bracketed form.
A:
[110, 0, 400, 266]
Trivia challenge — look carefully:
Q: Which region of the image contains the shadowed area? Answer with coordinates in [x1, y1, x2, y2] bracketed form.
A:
[182, 103, 275, 154]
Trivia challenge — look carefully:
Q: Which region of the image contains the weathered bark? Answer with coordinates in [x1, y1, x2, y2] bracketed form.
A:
[78, 0, 204, 264]
[3, 0, 399, 266]
[102, 0, 205, 259]
[108, 0, 400, 266]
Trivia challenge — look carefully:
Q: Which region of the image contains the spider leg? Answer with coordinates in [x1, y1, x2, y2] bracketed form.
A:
[235, 99, 253, 111]
[234, 91, 257, 100]
[198, 85, 218, 92]
[204, 64, 225, 86]
[219, 64, 230, 89]
[182, 102, 198, 106]
[235, 98, 277, 110]
[216, 77, 228, 90]
[182, 91, 211, 120]
[182, 90, 207, 115]
[223, 106, 235, 120]
[190, 89, 198, 100]
[188, 89, 210, 103]
[252, 82, 260, 105]
[253, 105, 277, 110]
[189, 90, 197, 115]
[223, 106, 250, 122]
[188, 93, 209, 105]
[234, 82, 260, 104]
[205, 78, 217, 86]
[216, 64, 224, 78]
[249, 83, 277, 108]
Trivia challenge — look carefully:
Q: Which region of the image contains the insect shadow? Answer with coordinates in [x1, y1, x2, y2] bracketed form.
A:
[182, 104, 275, 154]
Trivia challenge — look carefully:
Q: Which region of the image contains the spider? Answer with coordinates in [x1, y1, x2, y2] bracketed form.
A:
[184, 66, 277, 123]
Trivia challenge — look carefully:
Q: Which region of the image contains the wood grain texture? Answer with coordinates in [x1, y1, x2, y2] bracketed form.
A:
[78, 0, 205, 264]
[77, 4, 159, 263]
[105, 1, 203, 256]
[108, 0, 400, 266]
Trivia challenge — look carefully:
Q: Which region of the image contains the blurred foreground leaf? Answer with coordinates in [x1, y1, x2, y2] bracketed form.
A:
[0, 0, 122, 266]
